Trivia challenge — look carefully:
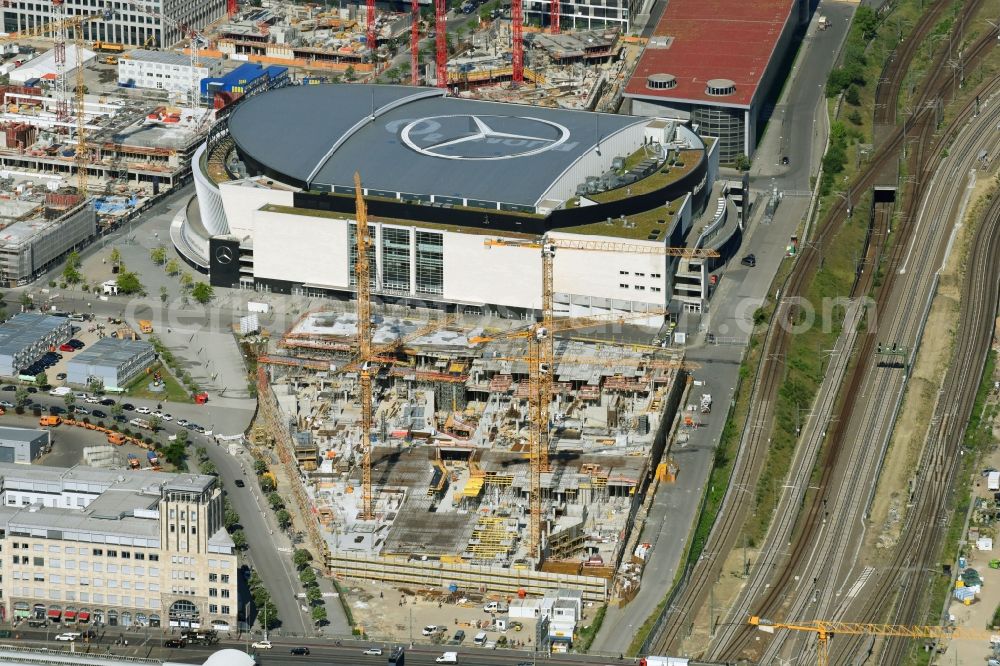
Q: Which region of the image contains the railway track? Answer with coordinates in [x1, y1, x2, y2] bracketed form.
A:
[647, 2, 1000, 658]
[709, 67, 1000, 665]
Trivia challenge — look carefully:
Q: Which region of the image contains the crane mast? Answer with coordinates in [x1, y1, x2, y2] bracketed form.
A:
[354, 172, 375, 521]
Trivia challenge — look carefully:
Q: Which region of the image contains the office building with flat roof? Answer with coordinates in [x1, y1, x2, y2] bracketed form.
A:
[0, 313, 72, 378]
[66, 338, 156, 391]
[0, 427, 49, 464]
[0, 463, 238, 631]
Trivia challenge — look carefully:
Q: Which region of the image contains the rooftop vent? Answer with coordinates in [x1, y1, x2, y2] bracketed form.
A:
[706, 78, 736, 96]
[647, 73, 677, 90]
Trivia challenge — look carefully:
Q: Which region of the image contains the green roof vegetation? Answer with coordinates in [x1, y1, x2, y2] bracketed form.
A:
[556, 197, 687, 240]
[587, 149, 702, 203]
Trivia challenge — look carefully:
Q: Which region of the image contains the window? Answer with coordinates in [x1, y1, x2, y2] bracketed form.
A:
[348, 223, 377, 289]
[107, 550, 117, 557]
[93, 549, 103, 556]
[135, 553, 145, 561]
[93, 563, 103, 572]
[651, 287, 662, 292]
[48, 545, 59, 553]
[415, 231, 444, 295]
[50, 559, 60, 568]
[635, 285, 645, 291]
[221, 606, 230, 615]
[32, 573, 43, 581]
[635, 272, 645, 277]
[107, 564, 118, 573]
[620, 283, 628, 288]
[619, 270, 629, 275]
[121, 551, 131, 559]
[221, 574, 230, 584]
[149, 555, 158, 562]
[209, 574, 218, 582]
[32, 544, 42, 552]
[209, 588, 218, 597]
[651, 273, 661, 278]
[209, 604, 218, 614]
[33, 557, 43, 566]
[221, 589, 230, 598]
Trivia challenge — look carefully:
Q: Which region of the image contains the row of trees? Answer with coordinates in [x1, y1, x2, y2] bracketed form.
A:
[150, 245, 215, 304]
[293, 549, 328, 626]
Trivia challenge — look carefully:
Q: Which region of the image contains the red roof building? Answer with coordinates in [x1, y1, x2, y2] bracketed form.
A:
[624, 0, 803, 162]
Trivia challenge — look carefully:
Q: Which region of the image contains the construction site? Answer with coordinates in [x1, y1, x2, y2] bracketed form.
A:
[248, 180, 713, 608]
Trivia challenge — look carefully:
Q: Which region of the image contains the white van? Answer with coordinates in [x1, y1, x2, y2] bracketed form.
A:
[473, 631, 487, 646]
[48, 386, 71, 396]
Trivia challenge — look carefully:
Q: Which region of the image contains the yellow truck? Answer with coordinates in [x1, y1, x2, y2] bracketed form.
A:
[139, 320, 153, 334]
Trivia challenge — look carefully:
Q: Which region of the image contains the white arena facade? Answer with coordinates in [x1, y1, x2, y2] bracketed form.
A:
[183, 84, 725, 320]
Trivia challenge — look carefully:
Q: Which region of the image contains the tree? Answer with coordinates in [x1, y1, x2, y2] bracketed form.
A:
[191, 282, 214, 304]
[225, 508, 240, 530]
[305, 586, 322, 604]
[18, 293, 31, 310]
[299, 569, 317, 587]
[174, 429, 189, 447]
[344, 65, 356, 81]
[231, 530, 248, 550]
[116, 271, 143, 295]
[89, 379, 104, 395]
[845, 85, 861, 106]
[293, 549, 312, 570]
[253, 459, 268, 475]
[150, 246, 167, 265]
[161, 441, 184, 466]
[855, 5, 878, 41]
[848, 108, 863, 126]
[276, 509, 292, 530]
[733, 153, 751, 171]
[160, 286, 169, 303]
[14, 387, 28, 408]
[385, 66, 401, 83]
[179, 272, 193, 290]
[148, 415, 162, 432]
[34, 372, 47, 387]
[268, 493, 285, 511]
[260, 475, 276, 493]
[311, 605, 327, 625]
[63, 393, 76, 412]
[199, 460, 217, 476]
[165, 259, 180, 276]
[110, 248, 121, 266]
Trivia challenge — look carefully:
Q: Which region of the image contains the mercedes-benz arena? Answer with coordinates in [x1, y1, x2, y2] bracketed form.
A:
[184, 84, 721, 319]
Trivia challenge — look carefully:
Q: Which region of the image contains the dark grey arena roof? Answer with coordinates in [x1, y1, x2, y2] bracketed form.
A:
[225, 84, 645, 207]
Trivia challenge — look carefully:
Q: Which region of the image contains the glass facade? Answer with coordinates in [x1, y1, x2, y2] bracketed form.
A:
[691, 106, 744, 163]
[415, 231, 444, 296]
[348, 223, 378, 288]
[381, 227, 411, 293]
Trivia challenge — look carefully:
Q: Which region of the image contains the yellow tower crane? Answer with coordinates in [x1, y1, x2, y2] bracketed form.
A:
[479, 235, 720, 560]
[6, 10, 112, 194]
[750, 615, 1000, 666]
[353, 172, 376, 521]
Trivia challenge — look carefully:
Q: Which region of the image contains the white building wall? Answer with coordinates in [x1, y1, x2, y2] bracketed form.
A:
[218, 180, 296, 240]
[441, 232, 541, 309]
[118, 58, 220, 94]
[192, 144, 229, 237]
[252, 209, 350, 288]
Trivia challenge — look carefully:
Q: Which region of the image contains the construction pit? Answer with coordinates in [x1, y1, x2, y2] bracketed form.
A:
[255, 310, 692, 615]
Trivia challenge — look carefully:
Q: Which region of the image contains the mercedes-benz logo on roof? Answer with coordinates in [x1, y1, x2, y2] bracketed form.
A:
[400, 114, 571, 160]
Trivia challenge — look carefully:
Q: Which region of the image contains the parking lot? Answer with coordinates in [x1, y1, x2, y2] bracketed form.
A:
[13, 316, 111, 386]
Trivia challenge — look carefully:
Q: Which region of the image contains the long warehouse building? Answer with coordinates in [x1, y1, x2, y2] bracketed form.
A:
[185, 84, 734, 320]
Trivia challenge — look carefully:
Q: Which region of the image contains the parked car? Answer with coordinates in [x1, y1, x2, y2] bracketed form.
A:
[136, 406, 151, 414]
[741, 253, 757, 268]
[54, 633, 80, 641]
[74, 392, 88, 399]
[122, 403, 136, 411]
[59, 343, 75, 352]
[163, 639, 185, 648]
[290, 647, 310, 655]
[100, 398, 116, 406]
[68, 339, 84, 349]
[161, 413, 173, 421]
[782, 156, 790, 165]
[85, 396, 101, 404]
[422, 625, 441, 636]
[251, 640, 272, 649]
[176, 419, 189, 427]
[362, 648, 383, 656]
[0, 401, 13, 408]
[73, 407, 89, 415]
[92, 410, 107, 419]
[56, 373, 67, 380]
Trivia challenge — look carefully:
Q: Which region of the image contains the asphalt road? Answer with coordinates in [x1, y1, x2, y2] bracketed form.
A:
[8, 389, 322, 638]
[0, 629, 645, 665]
